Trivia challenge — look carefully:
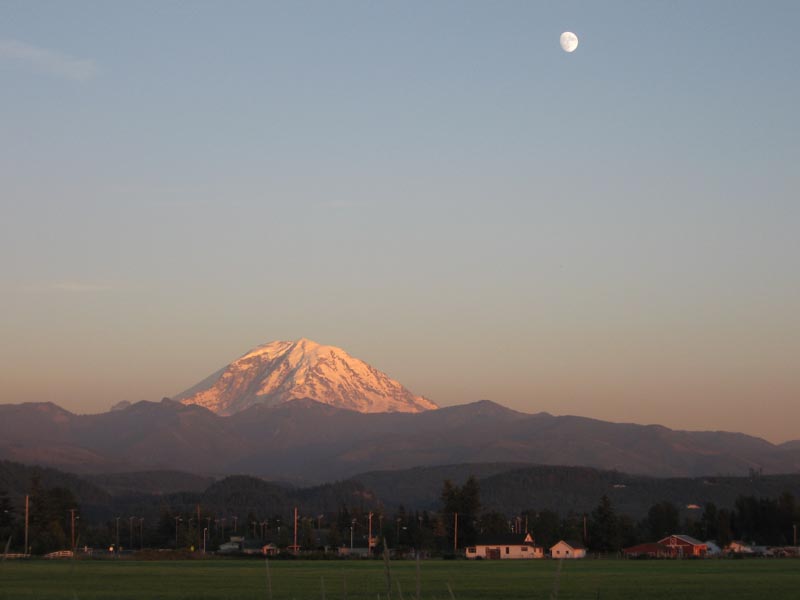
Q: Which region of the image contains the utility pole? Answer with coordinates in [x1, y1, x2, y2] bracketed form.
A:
[129, 516, 134, 549]
[116, 517, 120, 552]
[794, 523, 797, 548]
[197, 505, 201, 552]
[69, 508, 77, 550]
[140, 518, 144, 550]
[583, 515, 588, 546]
[174, 516, 181, 549]
[368, 512, 373, 555]
[293, 507, 298, 555]
[24, 495, 29, 555]
[453, 512, 458, 554]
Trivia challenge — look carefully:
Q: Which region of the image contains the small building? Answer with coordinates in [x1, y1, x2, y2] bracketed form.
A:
[466, 533, 543, 560]
[242, 539, 267, 555]
[705, 541, 723, 556]
[726, 540, 754, 555]
[657, 535, 707, 557]
[549, 540, 586, 559]
[623, 543, 671, 558]
[218, 536, 245, 554]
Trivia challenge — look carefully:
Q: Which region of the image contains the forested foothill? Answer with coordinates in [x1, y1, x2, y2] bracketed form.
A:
[1, 460, 798, 556]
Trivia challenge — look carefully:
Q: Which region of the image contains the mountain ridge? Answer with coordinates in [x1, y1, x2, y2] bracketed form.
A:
[1, 398, 798, 480]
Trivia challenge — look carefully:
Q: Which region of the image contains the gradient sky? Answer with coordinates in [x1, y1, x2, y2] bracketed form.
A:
[1, 1, 798, 442]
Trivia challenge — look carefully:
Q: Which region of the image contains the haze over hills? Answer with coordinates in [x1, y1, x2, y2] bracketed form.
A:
[1, 399, 799, 481]
[175, 338, 437, 415]
[348, 463, 800, 518]
[4, 459, 800, 526]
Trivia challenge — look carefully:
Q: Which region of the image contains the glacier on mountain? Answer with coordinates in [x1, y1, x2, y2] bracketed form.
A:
[175, 338, 437, 416]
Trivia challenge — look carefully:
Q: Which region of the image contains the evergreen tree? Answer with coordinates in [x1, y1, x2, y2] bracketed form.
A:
[560, 512, 585, 546]
[439, 476, 480, 548]
[716, 508, 733, 547]
[617, 514, 639, 548]
[0, 489, 14, 549]
[645, 501, 679, 540]
[588, 495, 620, 552]
[523, 509, 561, 548]
[300, 517, 315, 550]
[27, 477, 78, 554]
[698, 503, 718, 541]
[478, 511, 509, 536]
[327, 521, 341, 548]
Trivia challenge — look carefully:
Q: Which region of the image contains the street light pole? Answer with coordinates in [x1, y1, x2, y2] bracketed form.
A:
[174, 516, 181, 549]
[115, 517, 120, 553]
[129, 516, 134, 549]
[140, 518, 144, 550]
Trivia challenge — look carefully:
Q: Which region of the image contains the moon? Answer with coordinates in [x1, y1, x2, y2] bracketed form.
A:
[560, 31, 579, 53]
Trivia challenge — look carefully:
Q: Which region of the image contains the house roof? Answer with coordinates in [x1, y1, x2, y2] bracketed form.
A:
[659, 534, 705, 547]
[475, 533, 535, 546]
[623, 543, 670, 554]
[551, 540, 586, 550]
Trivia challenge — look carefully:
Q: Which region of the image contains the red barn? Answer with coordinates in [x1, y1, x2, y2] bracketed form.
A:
[657, 535, 707, 557]
[622, 542, 671, 558]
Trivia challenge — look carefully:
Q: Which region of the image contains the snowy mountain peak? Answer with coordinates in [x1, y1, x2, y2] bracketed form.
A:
[175, 339, 438, 416]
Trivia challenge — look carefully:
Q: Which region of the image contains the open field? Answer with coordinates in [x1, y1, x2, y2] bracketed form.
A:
[1, 558, 799, 600]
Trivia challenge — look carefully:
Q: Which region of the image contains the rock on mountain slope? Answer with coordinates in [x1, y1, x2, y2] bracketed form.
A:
[174, 338, 437, 415]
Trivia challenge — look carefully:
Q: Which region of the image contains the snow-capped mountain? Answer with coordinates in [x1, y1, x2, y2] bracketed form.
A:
[174, 338, 438, 416]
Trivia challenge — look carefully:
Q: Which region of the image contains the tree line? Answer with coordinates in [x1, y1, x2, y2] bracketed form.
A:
[2, 475, 798, 555]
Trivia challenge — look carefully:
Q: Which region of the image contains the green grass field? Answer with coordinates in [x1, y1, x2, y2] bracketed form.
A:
[1, 558, 799, 600]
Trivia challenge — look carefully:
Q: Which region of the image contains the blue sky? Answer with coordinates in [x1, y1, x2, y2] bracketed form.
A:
[1, 1, 798, 441]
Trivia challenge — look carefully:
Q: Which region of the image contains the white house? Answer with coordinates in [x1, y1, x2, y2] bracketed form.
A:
[466, 533, 543, 560]
[549, 540, 586, 559]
